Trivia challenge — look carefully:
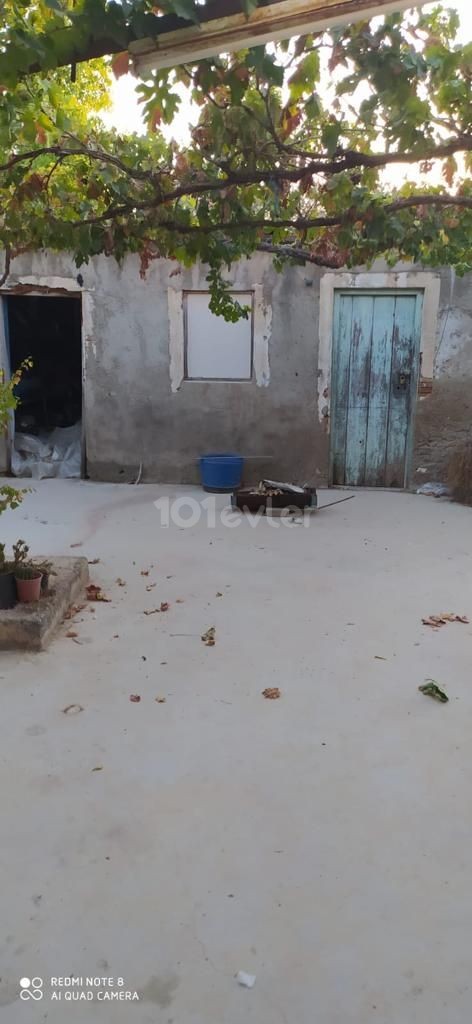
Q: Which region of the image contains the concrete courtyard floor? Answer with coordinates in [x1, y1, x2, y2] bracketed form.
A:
[0, 480, 472, 1023]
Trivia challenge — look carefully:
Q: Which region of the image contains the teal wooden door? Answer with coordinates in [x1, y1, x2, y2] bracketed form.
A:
[330, 291, 422, 487]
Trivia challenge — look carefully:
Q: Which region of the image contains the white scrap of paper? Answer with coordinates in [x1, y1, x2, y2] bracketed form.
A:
[236, 971, 256, 989]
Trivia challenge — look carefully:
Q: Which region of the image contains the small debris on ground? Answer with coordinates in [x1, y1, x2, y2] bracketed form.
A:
[374, 655, 387, 660]
[201, 626, 216, 646]
[155, 696, 167, 703]
[176, 598, 184, 604]
[91, 766, 103, 772]
[64, 603, 85, 620]
[419, 680, 449, 703]
[62, 704, 84, 715]
[262, 687, 281, 700]
[86, 584, 111, 602]
[140, 569, 150, 576]
[116, 578, 126, 587]
[113, 634, 119, 638]
[146, 583, 156, 591]
[143, 602, 169, 615]
[416, 482, 450, 497]
[236, 971, 256, 989]
[88, 558, 100, 565]
[129, 694, 141, 703]
[70, 541, 83, 548]
[216, 592, 223, 597]
[65, 630, 79, 639]
[422, 613, 469, 628]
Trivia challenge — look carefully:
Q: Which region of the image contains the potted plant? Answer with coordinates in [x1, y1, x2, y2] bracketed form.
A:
[34, 559, 56, 594]
[15, 563, 43, 603]
[0, 543, 16, 609]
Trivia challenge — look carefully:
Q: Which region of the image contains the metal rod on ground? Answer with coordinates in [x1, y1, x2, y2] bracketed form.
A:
[316, 495, 356, 511]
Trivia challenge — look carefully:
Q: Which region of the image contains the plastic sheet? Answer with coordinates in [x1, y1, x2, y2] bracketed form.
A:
[12, 422, 82, 479]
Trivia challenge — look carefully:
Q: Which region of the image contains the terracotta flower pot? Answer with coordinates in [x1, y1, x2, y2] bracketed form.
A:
[15, 571, 42, 603]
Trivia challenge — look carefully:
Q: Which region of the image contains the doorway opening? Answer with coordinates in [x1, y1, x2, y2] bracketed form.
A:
[5, 295, 83, 478]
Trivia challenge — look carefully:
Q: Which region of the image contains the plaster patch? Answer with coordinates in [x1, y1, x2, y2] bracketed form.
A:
[168, 288, 185, 392]
[253, 284, 272, 387]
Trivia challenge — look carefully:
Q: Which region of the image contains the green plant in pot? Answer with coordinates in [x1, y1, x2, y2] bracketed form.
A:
[15, 562, 43, 603]
[12, 540, 41, 602]
[0, 542, 16, 609]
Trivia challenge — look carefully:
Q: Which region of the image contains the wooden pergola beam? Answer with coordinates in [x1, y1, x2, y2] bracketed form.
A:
[130, 0, 427, 74]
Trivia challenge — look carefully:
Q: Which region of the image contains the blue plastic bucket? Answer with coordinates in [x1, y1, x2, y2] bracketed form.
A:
[200, 453, 244, 492]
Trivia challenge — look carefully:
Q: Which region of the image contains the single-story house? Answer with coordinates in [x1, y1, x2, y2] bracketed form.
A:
[0, 250, 470, 487]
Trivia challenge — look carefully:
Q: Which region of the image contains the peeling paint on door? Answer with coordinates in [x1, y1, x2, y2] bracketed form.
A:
[330, 291, 423, 487]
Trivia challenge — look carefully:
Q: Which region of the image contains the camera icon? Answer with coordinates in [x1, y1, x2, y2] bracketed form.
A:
[20, 977, 43, 1001]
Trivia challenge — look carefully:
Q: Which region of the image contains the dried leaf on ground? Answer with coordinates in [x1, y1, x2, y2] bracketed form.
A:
[155, 696, 167, 703]
[86, 584, 111, 602]
[88, 558, 100, 565]
[62, 704, 84, 715]
[140, 569, 150, 576]
[65, 630, 79, 638]
[129, 694, 141, 703]
[64, 602, 85, 620]
[201, 626, 216, 646]
[262, 687, 281, 700]
[116, 578, 127, 587]
[146, 583, 156, 591]
[422, 613, 469, 628]
[418, 680, 449, 703]
[160, 601, 169, 612]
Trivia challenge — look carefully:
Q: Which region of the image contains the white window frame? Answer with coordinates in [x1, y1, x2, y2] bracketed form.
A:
[168, 283, 272, 392]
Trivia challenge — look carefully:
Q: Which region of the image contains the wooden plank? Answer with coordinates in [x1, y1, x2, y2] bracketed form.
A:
[330, 293, 352, 486]
[131, 0, 427, 73]
[364, 295, 395, 486]
[384, 295, 417, 488]
[344, 295, 374, 486]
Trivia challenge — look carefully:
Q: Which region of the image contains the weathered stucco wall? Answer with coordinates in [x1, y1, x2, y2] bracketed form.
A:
[412, 268, 472, 484]
[0, 252, 471, 486]
[1, 251, 326, 484]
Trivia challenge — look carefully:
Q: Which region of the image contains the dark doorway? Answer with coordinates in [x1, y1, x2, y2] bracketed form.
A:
[5, 295, 83, 478]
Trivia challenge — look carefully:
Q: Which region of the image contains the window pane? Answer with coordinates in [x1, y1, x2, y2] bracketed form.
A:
[185, 292, 252, 379]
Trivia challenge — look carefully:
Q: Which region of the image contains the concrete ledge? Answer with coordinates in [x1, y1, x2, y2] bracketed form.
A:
[0, 557, 89, 651]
